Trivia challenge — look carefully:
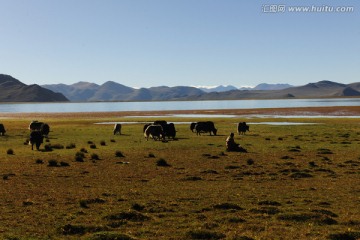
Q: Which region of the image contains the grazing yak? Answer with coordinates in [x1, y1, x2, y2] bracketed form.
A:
[237, 122, 249, 135]
[194, 121, 217, 136]
[29, 121, 50, 136]
[153, 120, 176, 140]
[0, 123, 6, 136]
[190, 122, 197, 132]
[29, 131, 44, 150]
[113, 123, 122, 135]
[163, 123, 176, 139]
[144, 125, 164, 141]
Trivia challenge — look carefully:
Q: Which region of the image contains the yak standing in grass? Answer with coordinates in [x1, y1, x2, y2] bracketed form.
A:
[144, 125, 165, 141]
[194, 121, 217, 136]
[163, 123, 176, 140]
[237, 122, 249, 135]
[113, 123, 122, 135]
[29, 130, 44, 150]
[29, 120, 50, 137]
[0, 123, 6, 136]
[190, 122, 197, 132]
[153, 120, 176, 140]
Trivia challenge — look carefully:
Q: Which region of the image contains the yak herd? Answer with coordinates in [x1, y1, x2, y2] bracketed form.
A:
[0, 120, 250, 151]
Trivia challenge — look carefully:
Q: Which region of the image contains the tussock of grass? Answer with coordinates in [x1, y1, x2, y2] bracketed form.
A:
[185, 230, 225, 239]
[213, 203, 243, 210]
[318, 148, 333, 154]
[88, 232, 134, 240]
[6, 149, 14, 155]
[156, 158, 170, 167]
[48, 159, 58, 167]
[35, 159, 44, 164]
[250, 206, 281, 215]
[277, 212, 338, 225]
[104, 211, 150, 222]
[115, 151, 125, 157]
[59, 224, 108, 235]
[66, 143, 76, 149]
[258, 200, 281, 206]
[327, 232, 360, 240]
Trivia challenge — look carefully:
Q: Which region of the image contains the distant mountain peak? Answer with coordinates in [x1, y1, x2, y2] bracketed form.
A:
[198, 85, 238, 92]
[0, 74, 68, 102]
[253, 83, 293, 90]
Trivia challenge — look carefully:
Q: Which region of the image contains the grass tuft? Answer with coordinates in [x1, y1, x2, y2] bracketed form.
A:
[156, 158, 170, 167]
[185, 230, 225, 239]
[6, 149, 14, 155]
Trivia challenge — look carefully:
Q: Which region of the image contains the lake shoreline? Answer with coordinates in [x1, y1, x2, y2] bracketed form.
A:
[0, 106, 359, 119]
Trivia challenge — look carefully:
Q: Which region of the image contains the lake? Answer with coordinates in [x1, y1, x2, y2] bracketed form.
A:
[0, 98, 359, 113]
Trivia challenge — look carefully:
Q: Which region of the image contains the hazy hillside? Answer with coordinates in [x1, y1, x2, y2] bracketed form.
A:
[253, 83, 293, 90]
[0, 74, 68, 102]
[199, 85, 238, 92]
[41, 79, 360, 102]
[181, 80, 360, 100]
[199, 83, 293, 92]
[42, 82, 204, 101]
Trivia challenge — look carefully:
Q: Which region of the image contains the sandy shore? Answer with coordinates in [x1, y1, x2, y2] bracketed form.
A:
[0, 106, 359, 119]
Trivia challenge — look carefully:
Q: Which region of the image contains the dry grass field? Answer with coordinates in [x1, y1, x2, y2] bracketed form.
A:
[0, 107, 359, 240]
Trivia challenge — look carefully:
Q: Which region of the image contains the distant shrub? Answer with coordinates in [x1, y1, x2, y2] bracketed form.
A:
[60, 161, 70, 167]
[35, 159, 44, 164]
[6, 149, 14, 155]
[44, 144, 53, 152]
[80, 148, 88, 153]
[318, 148, 333, 154]
[131, 203, 145, 211]
[100, 140, 106, 146]
[247, 159, 254, 165]
[91, 153, 100, 160]
[88, 232, 134, 240]
[110, 139, 116, 143]
[76, 152, 85, 158]
[59, 223, 107, 235]
[213, 202, 243, 210]
[75, 156, 84, 162]
[90, 144, 97, 149]
[75, 152, 85, 162]
[328, 232, 358, 240]
[48, 159, 58, 167]
[104, 211, 150, 222]
[51, 144, 64, 149]
[87, 141, 94, 144]
[147, 153, 155, 158]
[115, 151, 124, 157]
[186, 230, 225, 240]
[79, 200, 89, 208]
[66, 143, 76, 149]
[156, 158, 170, 167]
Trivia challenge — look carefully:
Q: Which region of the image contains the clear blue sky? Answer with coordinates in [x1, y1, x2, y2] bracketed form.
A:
[1, 0, 359, 88]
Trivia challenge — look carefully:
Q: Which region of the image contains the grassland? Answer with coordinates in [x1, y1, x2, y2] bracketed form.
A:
[0, 108, 359, 240]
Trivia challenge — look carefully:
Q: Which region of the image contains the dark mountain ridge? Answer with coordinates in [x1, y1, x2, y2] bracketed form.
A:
[0, 74, 68, 102]
[2, 73, 358, 102]
[42, 79, 360, 102]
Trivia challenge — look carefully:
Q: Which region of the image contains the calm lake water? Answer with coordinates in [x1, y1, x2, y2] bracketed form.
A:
[0, 98, 359, 113]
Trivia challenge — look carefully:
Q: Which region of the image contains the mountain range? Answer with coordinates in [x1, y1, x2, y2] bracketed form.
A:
[1, 74, 359, 102]
[0, 74, 68, 102]
[43, 80, 360, 101]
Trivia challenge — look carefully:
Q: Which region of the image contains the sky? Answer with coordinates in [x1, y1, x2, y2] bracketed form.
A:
[0, 0, 359, 88]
